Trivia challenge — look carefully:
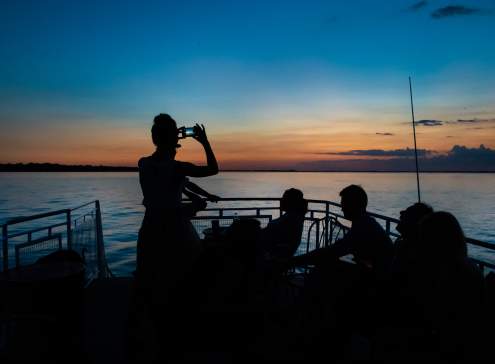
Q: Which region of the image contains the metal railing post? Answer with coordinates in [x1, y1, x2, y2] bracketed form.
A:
[315, 221, 320, 250]
[325, 202, 330, 247]
[2, 225, 8, 272]
[66, 210, 72, 250]
[95, 200, 106, 278]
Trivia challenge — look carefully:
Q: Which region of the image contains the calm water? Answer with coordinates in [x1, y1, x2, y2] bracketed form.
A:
[1, 172, 494, 275]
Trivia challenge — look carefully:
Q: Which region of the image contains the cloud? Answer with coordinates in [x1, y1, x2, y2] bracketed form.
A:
[320, 148, 432, 157]
[415, 119, 444, 126]
[457, 118, 495, 123]
[375, 132, 394, 136]
[408, 1, 428, 11]
[431, 5, 482, 19]
[299, 145, 495, 172]
[449, 144, 495, 158]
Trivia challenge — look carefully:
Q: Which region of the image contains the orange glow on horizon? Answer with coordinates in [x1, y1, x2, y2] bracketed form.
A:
[1, 117, 493, 168]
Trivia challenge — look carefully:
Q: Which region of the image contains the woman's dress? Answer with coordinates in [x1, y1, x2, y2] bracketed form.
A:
[136, 154, 202, 303]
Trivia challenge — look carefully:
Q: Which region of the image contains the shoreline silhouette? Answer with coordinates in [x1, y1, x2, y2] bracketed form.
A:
[1, 163, 494, 173]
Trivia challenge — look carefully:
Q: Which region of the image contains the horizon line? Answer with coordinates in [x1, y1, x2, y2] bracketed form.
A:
[1, 162, 494, 173]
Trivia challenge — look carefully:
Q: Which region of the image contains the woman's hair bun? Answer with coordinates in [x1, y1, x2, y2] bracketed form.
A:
[153, 113, 175, 125]
[151, 113, 178, 147]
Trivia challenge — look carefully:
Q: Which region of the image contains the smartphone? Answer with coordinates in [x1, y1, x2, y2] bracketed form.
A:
[184, 127, 196, 137]
[178, 126, 197, 139]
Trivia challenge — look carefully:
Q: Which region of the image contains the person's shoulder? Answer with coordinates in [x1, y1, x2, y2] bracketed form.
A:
[364, 215, 385, 230]
[353, 214, 376, 229]
[358, 215, 390, 239]
[138, 156, 152, 168]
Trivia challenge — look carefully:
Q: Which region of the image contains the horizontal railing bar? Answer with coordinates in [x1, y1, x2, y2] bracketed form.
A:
[3, 209, 69, 226]
[70, 200, 97, 212]
[7, 222, 67, 239]
[193, 197, 339, 206]
[203, 207, 398, 222]
[202, 197, 281, 202]
[202, 198, 400, 223]
[466, 237, 495, 250]
[202, 207, 279, 212]
[192, 214, 273, 220]
[203, 207, 331, 215]
[73, 212, 95, 222]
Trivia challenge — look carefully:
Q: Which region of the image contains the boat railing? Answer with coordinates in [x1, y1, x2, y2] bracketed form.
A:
[190, 197, 495, 274]
[1, 198, 493, 278]
[0, 200, 112, 282]
[192, 197, 399, 251]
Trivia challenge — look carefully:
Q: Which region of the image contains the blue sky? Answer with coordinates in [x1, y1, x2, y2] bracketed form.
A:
[1, 0, 494, 169]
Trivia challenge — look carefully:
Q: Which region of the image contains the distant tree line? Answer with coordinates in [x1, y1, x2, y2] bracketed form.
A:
[0, 163, 138, 172]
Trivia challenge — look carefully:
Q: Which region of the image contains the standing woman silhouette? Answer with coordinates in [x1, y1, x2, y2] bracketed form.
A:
[136, 113, 218, 307]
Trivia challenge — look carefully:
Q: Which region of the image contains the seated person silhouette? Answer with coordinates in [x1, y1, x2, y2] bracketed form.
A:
[180, 218, 263, 352]
[392, 202, 433, 275]
[289, 184, 393, 274]
[262, 188, 308, 260]
[380, 203, 434, 339]
[286, 185, 394, 358]
[383, 211, 485, 362]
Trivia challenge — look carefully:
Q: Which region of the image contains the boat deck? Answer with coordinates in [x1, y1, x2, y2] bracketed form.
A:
[83, 278, 133, 364]
[81, 275, 374, 364]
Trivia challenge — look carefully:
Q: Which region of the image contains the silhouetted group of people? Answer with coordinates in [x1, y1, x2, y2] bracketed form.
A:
[131, 114, 493, 363]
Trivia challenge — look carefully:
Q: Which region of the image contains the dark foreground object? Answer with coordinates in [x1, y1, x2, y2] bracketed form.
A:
[2, 271, 494, 363]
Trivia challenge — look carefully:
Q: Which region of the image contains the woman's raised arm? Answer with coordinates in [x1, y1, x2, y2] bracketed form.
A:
[177, 124, 219, 177]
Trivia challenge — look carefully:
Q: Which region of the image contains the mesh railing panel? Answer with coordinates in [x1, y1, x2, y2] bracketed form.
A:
[15, 234, 62, 268]
[190, 215, 272, 239]
[1, 201, 109, 281]
[189, 213, 323, 258]
[71, 217, 98, 280]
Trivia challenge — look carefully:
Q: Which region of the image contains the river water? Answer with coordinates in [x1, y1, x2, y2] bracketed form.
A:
[1, 172, 494, 275]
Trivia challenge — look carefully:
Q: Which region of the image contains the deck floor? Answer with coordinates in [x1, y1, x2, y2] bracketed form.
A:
[83, 278, 134, 364]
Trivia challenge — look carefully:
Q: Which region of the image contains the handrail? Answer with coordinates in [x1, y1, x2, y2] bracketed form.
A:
[1, 200, 111, 278]
[71, 200, 102, 212]
[2, 197, 493, 276]
[466, 237, 495, 250]
[200, 198, 494, 274]
[196, 197, 491, 247]
[6, 222, 67, 239]
[3, 209, 70, 226]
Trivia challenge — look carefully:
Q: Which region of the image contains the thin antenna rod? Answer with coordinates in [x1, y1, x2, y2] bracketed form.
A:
[409, 76, 421, 202]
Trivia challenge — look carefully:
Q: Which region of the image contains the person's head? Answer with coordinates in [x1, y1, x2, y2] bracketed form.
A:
[396, 202, 433, 239]
[280, 188, 308, 215]
[339, 184, 367, 220]
[151, 114, 179, 156]
[419, 211, 467, 265]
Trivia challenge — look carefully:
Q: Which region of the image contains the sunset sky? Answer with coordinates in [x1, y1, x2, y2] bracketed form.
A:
[1, 0, 494, 170]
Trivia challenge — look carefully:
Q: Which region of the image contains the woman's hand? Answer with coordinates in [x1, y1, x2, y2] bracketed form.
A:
[193, 124, 209, 145]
